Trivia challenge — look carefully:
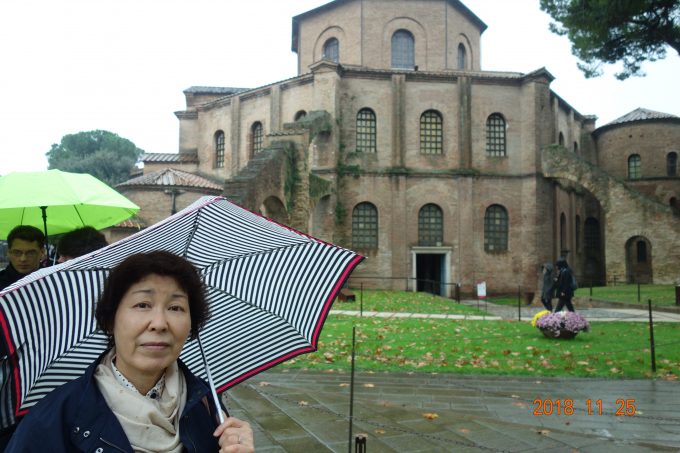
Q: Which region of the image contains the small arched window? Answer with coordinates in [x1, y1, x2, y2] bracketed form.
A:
[486, 113, 506, 157]
[573, 142, 579, 154]
[584, 217, 600, 252]
[419, 110, 443, 154]
[294, 110, 307, 121]
[418, 204, 443, 246]
[356, 108, 376, 153]
[575, 215, 581, 252]
[251, 122, 263, 155]
[628, 154, 641, 179]
[667, 152, 678, 176]
[560, 213, 567, 251]
[558, 132, 565, 146]
[322, 38, 339, 63]
[457, 43, 466, 70]
[352, 202, 378, 249]
[484, 205, 508, 252]
[214, 130, 225, 168]
[391, 29, 415, 69]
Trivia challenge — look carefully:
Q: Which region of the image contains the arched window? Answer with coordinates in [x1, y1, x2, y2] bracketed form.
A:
[251, 122, 263, 155]
[484, 205, 508, 252]
[558, 132, 565, 146]
[419, 110, 443, 154]
[418, 204, 443, 246]
[573, 142, 579, 154]
[628, 154, 641, 179]
[391, 29, 414, 69]
[457, 43, 466, 70]
[352, 202, 378, 249]
[356, 108, 376, 153]
[486, 113, 506, 157]
[294, 110, 307, 121]
[560, 213, 567, 251]
[322, 38, 339, 63]
[214, 130, 225, 168]
[667, 152, 678, 176]
[575, 215, 581, 252]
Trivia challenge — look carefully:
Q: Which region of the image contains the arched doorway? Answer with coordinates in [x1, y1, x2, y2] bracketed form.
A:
[625, 236, 652, 283]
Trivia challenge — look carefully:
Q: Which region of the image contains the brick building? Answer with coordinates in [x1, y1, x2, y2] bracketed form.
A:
[117, 0, 680, 297]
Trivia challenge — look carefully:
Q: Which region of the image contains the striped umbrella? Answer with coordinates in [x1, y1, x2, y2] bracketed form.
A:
[0, 196, 363, 426]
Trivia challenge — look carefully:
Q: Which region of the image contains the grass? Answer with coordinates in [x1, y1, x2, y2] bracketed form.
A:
[575, 284, 678, 306]
[285, 315, 680, 380]
[337, 289, 488, 316]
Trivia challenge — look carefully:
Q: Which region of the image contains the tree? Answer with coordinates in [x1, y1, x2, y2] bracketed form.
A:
[46, 130, 144, 186]
[540, 0, 680, 79]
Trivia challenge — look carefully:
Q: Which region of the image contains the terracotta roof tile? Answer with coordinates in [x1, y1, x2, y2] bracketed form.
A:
[142, 152, 198, 163]
[605, 108, 679, 126]
[117, 168, 223, 191]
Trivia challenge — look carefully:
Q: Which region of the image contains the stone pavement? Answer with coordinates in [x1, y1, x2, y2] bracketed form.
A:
[224, 370, 680, 452]
[221, 302, 680, 452]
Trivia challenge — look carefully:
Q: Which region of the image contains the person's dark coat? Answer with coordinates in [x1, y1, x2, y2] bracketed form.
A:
[540, 263, 555, 301]
[555, 261, 574, 299]
[5, 352, 224, 453]
[0, 264, 26, 292]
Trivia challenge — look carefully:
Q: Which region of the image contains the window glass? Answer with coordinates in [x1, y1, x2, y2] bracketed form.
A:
[391, 30, 414, 69]
[418, 204, 443, 246]
[420, 110, 443, 154]
[352, 203, 378, 249]
[486, 114, 506, 157]
[215, 131, 225, 168]
[322, 38, 339, 63]
[356, 109, 376, 153]
[484, 205, 508, 252]
[628, 154, 641, 179]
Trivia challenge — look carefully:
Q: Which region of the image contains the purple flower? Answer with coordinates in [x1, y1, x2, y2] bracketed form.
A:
[535, 312, 589, 334]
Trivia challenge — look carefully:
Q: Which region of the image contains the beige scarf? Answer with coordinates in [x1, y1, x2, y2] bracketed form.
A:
[94, 350, 187, 453]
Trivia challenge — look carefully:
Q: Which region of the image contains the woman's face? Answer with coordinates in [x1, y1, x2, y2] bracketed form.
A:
[113, 274, 191, 387]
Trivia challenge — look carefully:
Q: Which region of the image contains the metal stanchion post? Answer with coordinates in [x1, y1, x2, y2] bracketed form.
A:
[355, 435, 367, 453]
[648, 299, 656, 372]
[517, 285, 521, 321]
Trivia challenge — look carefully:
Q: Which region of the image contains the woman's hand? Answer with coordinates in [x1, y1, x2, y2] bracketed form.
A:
[214, 416, 254, 453]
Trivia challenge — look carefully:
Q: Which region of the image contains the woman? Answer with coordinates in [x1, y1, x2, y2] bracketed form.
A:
[554, 256, 575, 313]
[6, 251, 254, 452]
[540, 262, 555, 311]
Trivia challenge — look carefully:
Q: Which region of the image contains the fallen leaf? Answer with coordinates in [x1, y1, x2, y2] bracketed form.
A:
[537, 429, 551, 436]
[374, 429, 386, 435]
[458, 428, 471, 433]
[298, 400, 309, 406]
[259, 381, 270, 387]
[339, 383, 350, 387]
[422, 412, 439, 420]
[363, 383, 375, 388]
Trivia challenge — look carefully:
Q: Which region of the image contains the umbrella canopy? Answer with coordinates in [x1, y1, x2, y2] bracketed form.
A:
[0, 169, 139, 239]
[0, 196, 363, 423]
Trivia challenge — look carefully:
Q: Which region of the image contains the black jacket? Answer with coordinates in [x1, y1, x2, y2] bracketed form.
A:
[0, 265, 26, 292]
[5, 353, 224, 452]
[555, 266, 574, 299]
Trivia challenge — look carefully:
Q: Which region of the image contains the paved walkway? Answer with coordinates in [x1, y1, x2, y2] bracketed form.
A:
[222, 302, 680, 452]
[225, 370, 680, 452]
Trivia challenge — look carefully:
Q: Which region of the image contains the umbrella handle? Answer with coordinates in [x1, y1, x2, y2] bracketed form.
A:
[197, 334, 225, 425]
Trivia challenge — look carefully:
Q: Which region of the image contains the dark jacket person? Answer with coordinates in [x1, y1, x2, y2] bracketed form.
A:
[0, 226, 45, 291]
[6, 251, 254, 452]
[553, 257, 575, 312]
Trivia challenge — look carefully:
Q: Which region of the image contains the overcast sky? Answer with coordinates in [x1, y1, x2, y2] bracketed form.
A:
[1, 0, 678, 175]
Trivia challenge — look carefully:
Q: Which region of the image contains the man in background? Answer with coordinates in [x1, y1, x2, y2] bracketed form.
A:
[0, 226, 45, 291]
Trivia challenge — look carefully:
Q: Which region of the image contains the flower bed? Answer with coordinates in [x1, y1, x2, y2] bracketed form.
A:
[533, 311, 589, 339]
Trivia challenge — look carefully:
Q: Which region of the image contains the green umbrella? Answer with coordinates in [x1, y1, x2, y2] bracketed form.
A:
[0, 169, 140, 240]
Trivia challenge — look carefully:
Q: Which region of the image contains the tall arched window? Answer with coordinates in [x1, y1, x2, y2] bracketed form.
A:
[558, 132, 565, 146]
[637, 240, 647, 262]
[356, 108, 376, 153]
[418, 204, 443, 246]
[294, 110, 307, 121]
[628, 154, 641, 179]
[322, 38, 339, 63]
[484, 205, 508, 252]
[457, 43, 466, 69]
[573, 142, 579, 154]
[575, 215, 581, 252]
[251, 122, 263, 155]
[667, 152, 678, 176]
[419, 110, 443, 154]
[486, 113, 506, 157]
[352, 202, 378, 249]
[391, 29, 414, 69]
[214, 130, 225, 168]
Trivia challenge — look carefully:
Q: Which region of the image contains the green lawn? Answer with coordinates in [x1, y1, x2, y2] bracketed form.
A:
[337, 289, 488, 316]
[285, 315, 680, 380]
[575, 284, 678, 306]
